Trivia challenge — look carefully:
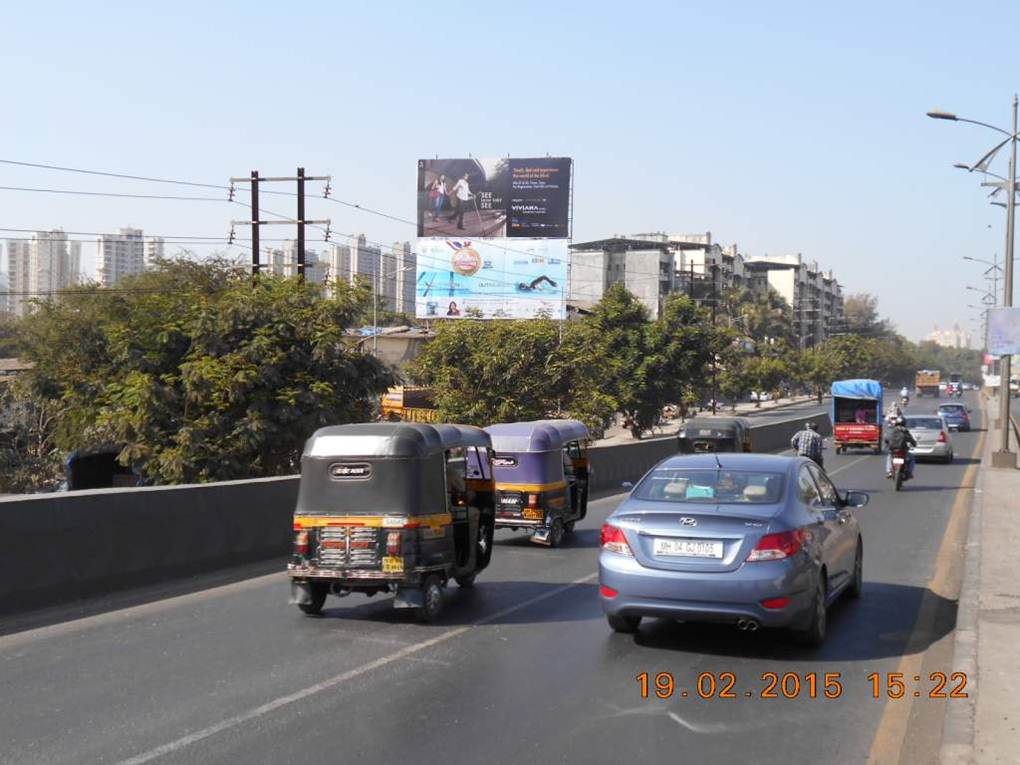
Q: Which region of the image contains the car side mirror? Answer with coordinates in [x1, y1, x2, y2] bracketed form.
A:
[621, 481, 634, 490]
[842, 490, 869, 508]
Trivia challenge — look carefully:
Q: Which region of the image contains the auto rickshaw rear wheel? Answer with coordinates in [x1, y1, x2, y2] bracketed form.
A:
[297, 582, 328, 616]
[563, 520, 576, 533]
[548, 518, 566, 548]
[415, 575, 444, 623]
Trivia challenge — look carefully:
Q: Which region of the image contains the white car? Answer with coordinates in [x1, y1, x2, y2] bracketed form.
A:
[750, 391, 772, 402]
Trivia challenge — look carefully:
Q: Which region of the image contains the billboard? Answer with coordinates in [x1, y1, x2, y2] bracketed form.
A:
[415, 238, 568, 320]
[417, 157, 571, 239]
[988, 307, 1020, 356]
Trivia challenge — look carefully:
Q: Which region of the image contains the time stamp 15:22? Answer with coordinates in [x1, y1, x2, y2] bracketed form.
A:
[636, 672, 969, 700]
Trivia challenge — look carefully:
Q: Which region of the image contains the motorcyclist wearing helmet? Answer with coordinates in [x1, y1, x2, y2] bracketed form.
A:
[791, 421, 825, 468]
[885, 416, 917, 480]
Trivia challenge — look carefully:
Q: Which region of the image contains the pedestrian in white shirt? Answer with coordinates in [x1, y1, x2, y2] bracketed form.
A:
[448, 173, 472, 230]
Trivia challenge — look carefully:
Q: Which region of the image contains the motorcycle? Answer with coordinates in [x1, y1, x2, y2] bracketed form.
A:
[900, 396, 909, 408]
[954, 387, 963, 399]
[890, 448, 910, 491]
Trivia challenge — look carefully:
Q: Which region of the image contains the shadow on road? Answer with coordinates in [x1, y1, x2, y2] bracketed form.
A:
[618, 582, 957, 662]
[494, 528, 601, 550]
[312, 580, 601, 627]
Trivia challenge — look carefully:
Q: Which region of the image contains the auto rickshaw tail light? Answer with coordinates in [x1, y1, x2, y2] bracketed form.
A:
[600, 523, 633, 556]
[386, 531, 401, 556]
[527, 493, 540, 508]
[294, 530, 309, 556]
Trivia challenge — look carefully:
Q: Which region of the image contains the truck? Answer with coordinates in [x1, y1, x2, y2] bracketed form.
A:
[915, 369, 941, 398]
[379, 386, 440, 423]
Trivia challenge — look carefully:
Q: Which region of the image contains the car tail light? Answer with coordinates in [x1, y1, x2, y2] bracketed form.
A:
[386, 531, 401, 556]
[600, 523, 634, 556]
[746, 529, 806, 562]
[937, 431, 947, 443]
[294, 530, 309, 556]
[760, 596, 790, 610]
[527, 493, 540, 508]
[599, 584, 619, 598]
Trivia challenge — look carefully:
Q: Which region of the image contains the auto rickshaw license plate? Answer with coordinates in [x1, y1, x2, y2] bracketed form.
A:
[382, 556, 404, 573]
[522, 509, 544, 520]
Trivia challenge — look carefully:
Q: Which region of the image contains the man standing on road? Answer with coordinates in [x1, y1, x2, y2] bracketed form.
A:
[791, 421, 824, 468]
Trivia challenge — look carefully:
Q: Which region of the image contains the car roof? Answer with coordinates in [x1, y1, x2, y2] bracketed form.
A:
[652, 452, 798, 473]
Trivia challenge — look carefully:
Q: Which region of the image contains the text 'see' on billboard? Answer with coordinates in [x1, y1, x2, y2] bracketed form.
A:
[417, 157, 571, 239]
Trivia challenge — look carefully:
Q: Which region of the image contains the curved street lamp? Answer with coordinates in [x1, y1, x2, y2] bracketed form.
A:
[929, 96, 1018, 462]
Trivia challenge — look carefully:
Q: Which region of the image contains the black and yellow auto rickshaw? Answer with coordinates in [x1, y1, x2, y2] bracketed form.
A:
[676, 416, 752, 454]
[483, 419, 591, 548]
[289, 422, 495, 622]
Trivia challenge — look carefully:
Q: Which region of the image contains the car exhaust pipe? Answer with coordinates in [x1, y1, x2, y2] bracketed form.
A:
[736, 619, 760, 632]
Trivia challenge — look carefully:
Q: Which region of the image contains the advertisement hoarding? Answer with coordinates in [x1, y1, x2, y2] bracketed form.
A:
[987, 307, 1020, 356]
[417, 157, 571, 239]
[415, 238, 568, 320]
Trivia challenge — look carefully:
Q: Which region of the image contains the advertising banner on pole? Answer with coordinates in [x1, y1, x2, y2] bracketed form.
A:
[987, 307, 1020, 356]
[417, 157, 571, 238]
[414, 238, 568, 320]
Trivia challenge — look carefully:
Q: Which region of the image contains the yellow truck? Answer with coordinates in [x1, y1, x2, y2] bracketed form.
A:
[915, 370, 941, 398]
[380, 386, 440, 423]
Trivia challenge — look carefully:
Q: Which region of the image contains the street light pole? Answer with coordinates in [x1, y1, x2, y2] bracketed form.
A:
[997, 94, 1018, 459]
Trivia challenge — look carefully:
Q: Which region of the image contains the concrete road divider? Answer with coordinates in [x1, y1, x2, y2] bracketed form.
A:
[0, 412, 832, 619]
[0, 476, 299, 618]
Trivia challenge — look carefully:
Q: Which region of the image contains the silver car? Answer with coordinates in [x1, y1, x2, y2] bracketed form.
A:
[905, 415, 953, 463]
[599, 454, 869, 646]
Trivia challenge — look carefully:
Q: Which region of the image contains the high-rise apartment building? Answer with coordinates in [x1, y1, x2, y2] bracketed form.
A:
[144, 237, 165, 267]
[391, 241, 416, 315]
[96, 228, 146, 287]
[0, 266, 9, 315]
[4, 230, 81, 317]
[265, 242, 328, 286]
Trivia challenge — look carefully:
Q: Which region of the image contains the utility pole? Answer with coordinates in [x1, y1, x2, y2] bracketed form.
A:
[297, 167, 306, 280]
[250, 171, 259, 277]
[230, 169, 331, 279]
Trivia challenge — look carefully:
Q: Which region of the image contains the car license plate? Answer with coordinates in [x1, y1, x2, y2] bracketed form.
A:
[653, 538, 723, 559]
[381, 556, 404, 573]
[892, 458, 905, 466]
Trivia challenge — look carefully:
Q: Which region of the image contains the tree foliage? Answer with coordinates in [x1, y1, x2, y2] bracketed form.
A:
[13, 257, 393, 484]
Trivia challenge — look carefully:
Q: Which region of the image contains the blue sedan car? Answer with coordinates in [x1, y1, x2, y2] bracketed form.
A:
[936, 403, 971, 431]
[599, 453, 869, 645]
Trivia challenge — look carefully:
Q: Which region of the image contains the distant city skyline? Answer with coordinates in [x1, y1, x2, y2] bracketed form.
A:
[3, 3, 1020, 339]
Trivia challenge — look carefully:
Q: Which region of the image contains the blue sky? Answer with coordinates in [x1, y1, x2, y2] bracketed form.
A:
[2, 0, 1018, 340]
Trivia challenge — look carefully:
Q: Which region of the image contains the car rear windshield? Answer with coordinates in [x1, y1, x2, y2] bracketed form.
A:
[907, 417, 943, 430]
[631, 468, 785, 504]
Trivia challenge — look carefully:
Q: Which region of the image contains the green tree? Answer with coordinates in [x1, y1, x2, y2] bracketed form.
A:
[0, 314, 19, 358]
[0, 378, 64, 493]
[16, 257, 393, 484]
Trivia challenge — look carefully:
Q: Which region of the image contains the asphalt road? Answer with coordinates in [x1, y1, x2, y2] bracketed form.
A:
[0, 395, 982, 765]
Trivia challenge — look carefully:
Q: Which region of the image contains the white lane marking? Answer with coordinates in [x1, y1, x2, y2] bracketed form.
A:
[827, 455, 871, 477]
[667, 711, 731, 734]
[114, 572, 598, 765]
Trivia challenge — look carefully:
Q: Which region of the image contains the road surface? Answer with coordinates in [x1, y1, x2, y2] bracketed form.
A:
[0, 395, 981, 765]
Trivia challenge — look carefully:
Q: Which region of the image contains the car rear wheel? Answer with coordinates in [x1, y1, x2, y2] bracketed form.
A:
[943, 451, 954, 464]
[792, 575, 827, 646]
[607, 614, 642, 634]
[297, 583, 328, 616]
[848, 540, 863, 599]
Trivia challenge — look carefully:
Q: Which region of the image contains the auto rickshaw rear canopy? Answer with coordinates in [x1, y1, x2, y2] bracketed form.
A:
[304, 422, 491, 459]
[484, 419, 590, 453]
[679, 416, 751, 439]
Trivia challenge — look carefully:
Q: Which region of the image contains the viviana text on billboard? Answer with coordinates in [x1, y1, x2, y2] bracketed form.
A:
[414, 238, 568, 320]
[417, 157, 571, 238]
